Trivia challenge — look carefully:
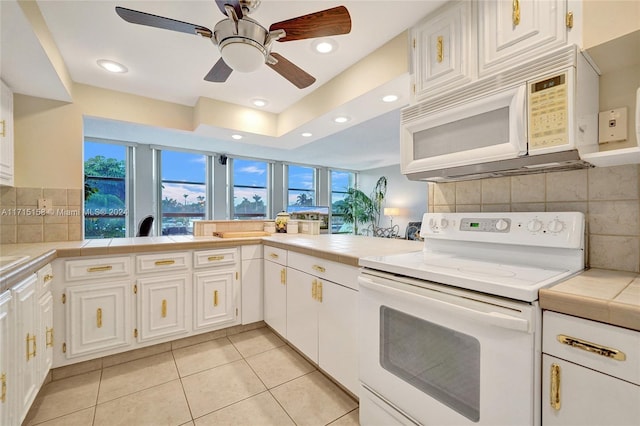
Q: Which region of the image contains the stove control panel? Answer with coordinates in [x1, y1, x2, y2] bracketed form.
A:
[459, 217, 511, 232]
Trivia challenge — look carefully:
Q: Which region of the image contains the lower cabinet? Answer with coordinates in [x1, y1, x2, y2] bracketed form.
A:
[264, 247, 288, 337]
[0, 290, 13, 426]
[193, 270, 236, 330]
[285, 268, 319, 362]
[136, 274, 188, 342]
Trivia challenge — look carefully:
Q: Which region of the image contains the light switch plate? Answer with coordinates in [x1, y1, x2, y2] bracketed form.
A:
[37, 198, 51, 210]
[598, 107, 628, 143]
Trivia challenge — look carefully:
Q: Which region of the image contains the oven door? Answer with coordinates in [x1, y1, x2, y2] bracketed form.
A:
[358, 271, 540, 426]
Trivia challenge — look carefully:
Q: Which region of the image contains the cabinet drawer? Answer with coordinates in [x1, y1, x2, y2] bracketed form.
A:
[241, 244, 263, 260]
[37, 263, 54, 294]
[263, 246, 287, 266]
[193, 248, 237, 269]
[65, 256, 131, 282]
[287, 251, 359, 290]
[543, 311, 640, 385]
[136, 252, 190, 274]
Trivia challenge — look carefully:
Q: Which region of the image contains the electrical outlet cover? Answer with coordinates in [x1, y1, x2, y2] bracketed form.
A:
[598, 107, 628, 143]
[37, 198, 51, 210]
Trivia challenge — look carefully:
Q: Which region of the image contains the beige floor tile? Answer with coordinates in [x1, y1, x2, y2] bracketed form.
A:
[227, 327, 285, 358]
[173, 337, 242, 377]
[246, 345, 316, 388]
[329, 408, 360, 426]
[98, 351, 179, 403]
[27, 407, 95, 426]
[194, 391, 294, 426]
[93, 380, 191, 426]
[24, 371, 101, 426]
[182, 359, 266, 418]
[271, 371, 358, 426]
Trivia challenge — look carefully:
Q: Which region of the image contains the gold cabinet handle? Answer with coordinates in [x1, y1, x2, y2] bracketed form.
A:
[436, 35, 444, 63]
[213, 290, 219, 307]
[269, 253, 279, 259]
[317, 281, 323, 303]
[312, 279, 318, 300]
[208, 255, 224, 261]
[0, 372, 5, 403]
[44, 274, 54, 282]
[46, 327, 54, 348]
[280, 268, 286, 284]
[550, 363, 561, 410]
[0, 120, 5, 137]
[565, 11, 573, 29]
[26, 333, 36, 360]
[97, 308, 103, 328]
[512, 0, 521, 26]
[557, 334, 626, 361]
[87, 265, 113, 273]
[161, 300, 167, 318]
[154, 259, 175, 266]
[312, 265, 326, 273]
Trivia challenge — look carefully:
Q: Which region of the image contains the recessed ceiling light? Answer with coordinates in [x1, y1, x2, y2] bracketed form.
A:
[301, 132, 313, 137]
[231, 134, 243, 140]
[97, 59, 128, 73]
[252, 98, 268, 107]
[312, 39, 337, 54]
[333, 116, 350, 124]
[382, 94, 399, 103]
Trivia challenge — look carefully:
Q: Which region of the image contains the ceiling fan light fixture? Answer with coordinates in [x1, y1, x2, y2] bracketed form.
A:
[220, 39, 266, 73]
[97, 59, 128, 73]
[312, 39, 337, 54]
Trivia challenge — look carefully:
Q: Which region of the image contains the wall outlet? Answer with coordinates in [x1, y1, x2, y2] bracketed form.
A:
[598, 107, 628, 144]
[37, 198, 51, 210]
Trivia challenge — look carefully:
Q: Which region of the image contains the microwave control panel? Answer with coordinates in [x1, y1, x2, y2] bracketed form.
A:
[528, 72, 569, 150]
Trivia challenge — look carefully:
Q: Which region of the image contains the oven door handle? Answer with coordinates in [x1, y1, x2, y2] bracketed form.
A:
[360, 276, 530, 332]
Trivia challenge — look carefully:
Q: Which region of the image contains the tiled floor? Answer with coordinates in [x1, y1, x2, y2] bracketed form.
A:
[23, 327, 359, 426]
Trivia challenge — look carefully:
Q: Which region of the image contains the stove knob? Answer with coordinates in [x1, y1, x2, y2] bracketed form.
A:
[527, 219, 543, 232]
[548, 219, 565, 233]
[439, 218, 449, 229]
[495, 219, 509, 231]
[428, 218, 437, 229]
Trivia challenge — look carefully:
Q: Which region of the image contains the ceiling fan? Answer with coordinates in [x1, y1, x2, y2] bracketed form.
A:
[115, 1, 352, 89]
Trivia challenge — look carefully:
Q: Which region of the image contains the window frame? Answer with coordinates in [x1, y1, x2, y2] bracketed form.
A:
[229, 156, 272, 220]
[285, 163, 317, 209]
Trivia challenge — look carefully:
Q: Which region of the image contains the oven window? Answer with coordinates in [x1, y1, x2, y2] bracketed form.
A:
[380, 306, 481, 422]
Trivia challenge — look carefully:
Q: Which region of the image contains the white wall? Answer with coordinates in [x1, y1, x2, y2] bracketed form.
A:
[359, 164, 428, 237]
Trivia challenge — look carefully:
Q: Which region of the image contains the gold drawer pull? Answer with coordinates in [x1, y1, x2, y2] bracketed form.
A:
[1, 372, 5, 403]
[26, 333, 36, 360]
[208, 255, 224, 261]
[0, 120, 5, 137]
[550, 363, 561, 410]
[269, 253, 279, 259]
[436, 35, 443, 63]
[566, 11, 573, 29]
[557, 334, 626, 361]
[155, 259, 175, 266]
[312, 265, 325, 273]
[87, 265, 112, 273]
[97, 308, 103, 328]
[512, 0, 520, 26]
[317, 281, 323, 303]
[213, 290, 219, 307]
[46, 327, 54, 348]
[161, 299, 167, 318]
[44, 274, 54, 282]
[312, 279, 318, 300]
[280, 268, 286, 284]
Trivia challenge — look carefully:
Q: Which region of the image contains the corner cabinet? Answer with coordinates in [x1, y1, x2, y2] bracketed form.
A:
[263, 246, 288, 337]
[0, 290, 12, 426]
[0, 80, 14, 186]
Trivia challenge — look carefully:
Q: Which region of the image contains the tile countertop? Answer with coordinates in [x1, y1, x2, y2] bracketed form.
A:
[0, 234, 424, 293]
[539, 268, 640, 332]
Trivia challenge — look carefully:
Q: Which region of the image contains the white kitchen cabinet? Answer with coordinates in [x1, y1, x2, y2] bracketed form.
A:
[36, 264, 54, 387]
[285, 267, 319, 362]
[0, 79, 14, 187]
[264, 246, 287, 337]
[542, 311, 640, 425]
[478, 0, 569, 77]
[0, 290, 13, 426]
[241, 244, 263, 324]
[193, 269, 237, 330]
[136, 274, 188, 342]
[412, 0, 474, 101]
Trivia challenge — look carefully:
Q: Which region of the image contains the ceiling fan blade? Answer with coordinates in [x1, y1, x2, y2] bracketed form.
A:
[115, 6, 212, 38]
[215, 0, 243, 19]
[204, 58, 233, 83]
[267, 53, 316, 89]
[269, 6, 351, 42]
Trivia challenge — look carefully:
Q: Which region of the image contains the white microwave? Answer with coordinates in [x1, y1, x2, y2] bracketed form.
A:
[401, 47, 599, 181]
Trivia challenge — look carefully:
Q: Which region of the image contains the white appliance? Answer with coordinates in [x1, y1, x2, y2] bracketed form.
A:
[358, 212, 585, 426]
[401, 45, 599, 182]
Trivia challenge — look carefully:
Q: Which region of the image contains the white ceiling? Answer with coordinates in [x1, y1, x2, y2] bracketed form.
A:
[1, 0, 447, 170]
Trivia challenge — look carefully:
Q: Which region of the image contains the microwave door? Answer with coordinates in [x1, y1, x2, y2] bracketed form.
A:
[402, 86, 527, 174]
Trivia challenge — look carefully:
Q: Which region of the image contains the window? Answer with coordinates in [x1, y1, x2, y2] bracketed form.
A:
[232, 159, 269, 219]
[160, 150, 206, 235]
[330, 170, 356, 233]
[84, 141, 129, 238]
[287, 165, 315, 208]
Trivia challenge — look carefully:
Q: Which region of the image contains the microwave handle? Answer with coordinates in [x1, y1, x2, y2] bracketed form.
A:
[359, 275, 530, 332]
[512, 85, 528, 154]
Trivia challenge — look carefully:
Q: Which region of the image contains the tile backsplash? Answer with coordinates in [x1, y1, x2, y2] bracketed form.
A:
[429, 164, 640, 273]
[0, 186, 83, 243]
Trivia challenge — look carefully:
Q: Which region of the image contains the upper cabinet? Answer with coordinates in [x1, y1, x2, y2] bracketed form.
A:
[0, 80, 14, 187]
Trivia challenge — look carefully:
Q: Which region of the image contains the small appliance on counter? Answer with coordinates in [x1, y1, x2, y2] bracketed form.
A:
[275, 211, 290, 233]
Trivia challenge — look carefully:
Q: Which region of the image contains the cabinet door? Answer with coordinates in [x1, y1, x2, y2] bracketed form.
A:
[193, 270, 236, 330]
[264, 259, 287, 337]
[0, 291, 13, 426]
[13, 275, 38, 422]
[413, 0, 474, 99]
[0, 80, 14, 187]
[241, 257, 263, 324]
[285, 268, 318, 363]
[65, 281, 132, 359]
[542, 355, 640, 425]
[38, 292, 53, 386]
[478, 0, 568, 76]
[318, 281, 358, 395]
[136, 275, 188, 342]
